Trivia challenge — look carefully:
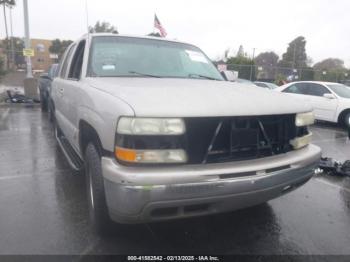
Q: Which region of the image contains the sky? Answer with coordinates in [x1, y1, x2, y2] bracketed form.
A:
[1, 0, 350, 66]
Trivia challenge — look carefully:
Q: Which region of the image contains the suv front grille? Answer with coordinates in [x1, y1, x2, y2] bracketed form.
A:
[184, 115, 297, 164]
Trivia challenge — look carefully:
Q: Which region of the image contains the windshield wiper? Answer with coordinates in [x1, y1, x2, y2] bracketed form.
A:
[128, 71, 163, 78]
[188, 74, 221, 81]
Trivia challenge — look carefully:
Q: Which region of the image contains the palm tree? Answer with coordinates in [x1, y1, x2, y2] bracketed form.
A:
[0, 0, 16, 69]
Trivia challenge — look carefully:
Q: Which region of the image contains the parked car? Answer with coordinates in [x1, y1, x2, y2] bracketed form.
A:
[38, 63, 59, 111]
[51, 34, 321, 234]
[276, 81, 350, 127]
[254, 81, 279, 90]
[235, 78, 257, 86]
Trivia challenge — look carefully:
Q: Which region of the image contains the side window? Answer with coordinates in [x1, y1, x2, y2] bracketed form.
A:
[283, 84, 302, 94]
[306, 83, 331, 97]
[60, 44, 76, 78]
[68, 40, 86, 80]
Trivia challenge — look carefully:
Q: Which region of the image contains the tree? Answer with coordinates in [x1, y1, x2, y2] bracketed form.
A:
[0, 0, 16, 69]
[254, 51, 279, 79]
[279, 36, 308, 69]
[313, 58, 348, 82]
[313, 58, 345, 71]
[227, 54, 255, 80]
[237, 45, 244, 57]
[147, 32, 161, 37]
[49, 39, 73, 60]
[89, 21, 118, 34]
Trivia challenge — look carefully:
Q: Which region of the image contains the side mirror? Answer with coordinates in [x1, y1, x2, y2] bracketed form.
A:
[323, 93, 336, 99]
[221, 70, 238, 82]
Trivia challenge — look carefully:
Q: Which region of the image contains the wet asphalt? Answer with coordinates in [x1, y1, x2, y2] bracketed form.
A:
[0, 105, 349, 255]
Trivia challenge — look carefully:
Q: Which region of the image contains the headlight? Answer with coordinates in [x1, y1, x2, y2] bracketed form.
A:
[295, 112, 315, 127]
[115, 147, 187, 164]
[117, 117, 185, 135]
[115, 117, 187, 164]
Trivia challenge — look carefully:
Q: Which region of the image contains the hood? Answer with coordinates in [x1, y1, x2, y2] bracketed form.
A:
[87, 77, 312, 117]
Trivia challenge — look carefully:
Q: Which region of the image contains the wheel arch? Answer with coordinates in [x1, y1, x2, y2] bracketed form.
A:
[79, 120, 105, 158]
[337, 108, 350, 126]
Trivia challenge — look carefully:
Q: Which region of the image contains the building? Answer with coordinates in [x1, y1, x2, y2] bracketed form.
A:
[30, 39, 57, 73]
[0, 38, 59, 72]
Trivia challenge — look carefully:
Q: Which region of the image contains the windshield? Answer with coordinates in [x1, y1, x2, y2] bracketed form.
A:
[327, 84, 350, 98]
[87, 36, 224, 81]
[267, 83, 279, 89]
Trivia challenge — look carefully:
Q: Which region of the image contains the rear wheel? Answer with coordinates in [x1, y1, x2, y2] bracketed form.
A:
[344, 112, 350, 128]
[85, 143, 113, 235]
[48, 100, 54, 123]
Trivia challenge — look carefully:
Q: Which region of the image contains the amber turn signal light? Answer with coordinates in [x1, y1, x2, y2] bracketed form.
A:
[115, 147, 137, 162]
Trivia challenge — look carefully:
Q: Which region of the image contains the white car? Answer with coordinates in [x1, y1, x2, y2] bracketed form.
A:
[277, 81, 350, 127]
[254, 81, 279, 90]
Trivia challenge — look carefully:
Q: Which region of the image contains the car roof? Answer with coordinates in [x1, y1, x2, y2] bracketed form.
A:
[83, 33, 193, 46]
[287, 81, 341, 85]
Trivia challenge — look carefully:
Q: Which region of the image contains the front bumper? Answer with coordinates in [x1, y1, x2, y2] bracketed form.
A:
[102, 144, 321, 224]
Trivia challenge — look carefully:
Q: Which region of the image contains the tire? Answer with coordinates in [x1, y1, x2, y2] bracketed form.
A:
[85, 143, 113, 235]
[344, 112, 350, 128]
[40, 92, 48, 112]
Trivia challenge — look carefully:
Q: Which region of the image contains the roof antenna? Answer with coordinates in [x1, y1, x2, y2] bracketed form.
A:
[85, 0, 90, 38]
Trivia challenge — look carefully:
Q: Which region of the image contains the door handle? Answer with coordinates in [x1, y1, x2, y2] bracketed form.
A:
[58, 88, 64, 97]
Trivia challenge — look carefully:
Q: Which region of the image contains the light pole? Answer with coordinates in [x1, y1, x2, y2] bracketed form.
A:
[249, 48, 256, 81]
[23, 0, 33, 78]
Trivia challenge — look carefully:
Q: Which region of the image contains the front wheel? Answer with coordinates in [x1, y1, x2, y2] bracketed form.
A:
[85, 143, 113, 235]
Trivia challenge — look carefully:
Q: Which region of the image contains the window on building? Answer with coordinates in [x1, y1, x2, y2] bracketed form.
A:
[36, 44, 45, 53]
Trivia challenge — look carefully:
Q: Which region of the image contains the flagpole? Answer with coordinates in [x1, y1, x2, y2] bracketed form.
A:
[153, 13, 156, 34]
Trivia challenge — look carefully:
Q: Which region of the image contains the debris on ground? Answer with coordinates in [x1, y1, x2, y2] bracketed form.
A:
[4, 89, 40, 104]
[319, 157, 350, 177]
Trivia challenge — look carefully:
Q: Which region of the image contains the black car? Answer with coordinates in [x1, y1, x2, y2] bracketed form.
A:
[38, 64, 59, 111]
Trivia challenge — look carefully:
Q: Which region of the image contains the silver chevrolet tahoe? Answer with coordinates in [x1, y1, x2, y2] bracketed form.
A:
[51, 33, 321, 234]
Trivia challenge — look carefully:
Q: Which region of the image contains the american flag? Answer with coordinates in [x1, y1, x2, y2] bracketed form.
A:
[154, 14, 167, 37]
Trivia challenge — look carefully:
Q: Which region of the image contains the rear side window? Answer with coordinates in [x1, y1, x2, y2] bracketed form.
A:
[60, 44, 76, 79]
[306, 83, 331, 97]
[68, 40, 86, 80]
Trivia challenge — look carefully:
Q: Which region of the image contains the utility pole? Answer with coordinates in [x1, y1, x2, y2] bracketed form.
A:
[292, 44, 296, 68]
[22, 0, 37, 100]
[2, 3, 10, 69]
[249, 48, 256, 81]
[23, 0, 33, 78]
[9, 5, 15, 69]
